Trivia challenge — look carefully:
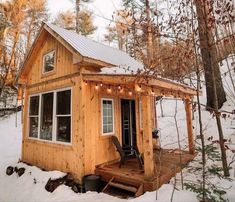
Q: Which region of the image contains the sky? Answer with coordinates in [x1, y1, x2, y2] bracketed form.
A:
[46, 0, 122, 42]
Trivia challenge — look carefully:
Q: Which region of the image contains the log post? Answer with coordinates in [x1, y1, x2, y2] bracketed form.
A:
[185, 98, 195, 154]
[141, 95, 154, 180]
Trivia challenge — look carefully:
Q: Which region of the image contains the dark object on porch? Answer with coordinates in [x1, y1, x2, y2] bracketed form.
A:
[152, 129, 159, 139]
[83, 174, 102, 192]
[111, 135, 144, 169]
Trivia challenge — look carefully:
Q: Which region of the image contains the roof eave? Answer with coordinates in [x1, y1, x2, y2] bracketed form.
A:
[82, 73, 201, 97]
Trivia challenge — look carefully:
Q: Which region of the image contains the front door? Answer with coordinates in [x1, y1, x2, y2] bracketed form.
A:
[121, 99, 137, 149]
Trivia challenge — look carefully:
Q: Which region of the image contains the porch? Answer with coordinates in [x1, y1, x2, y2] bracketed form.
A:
[95, 148, 196, 194]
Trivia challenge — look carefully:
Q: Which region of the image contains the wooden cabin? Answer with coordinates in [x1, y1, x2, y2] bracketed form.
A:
[18, 22, 198, 194]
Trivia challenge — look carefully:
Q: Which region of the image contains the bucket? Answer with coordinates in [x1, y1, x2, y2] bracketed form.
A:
[83, 174, 101, 192]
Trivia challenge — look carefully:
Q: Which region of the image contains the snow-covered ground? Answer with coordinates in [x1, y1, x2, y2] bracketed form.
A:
[0, 58, 234, 201]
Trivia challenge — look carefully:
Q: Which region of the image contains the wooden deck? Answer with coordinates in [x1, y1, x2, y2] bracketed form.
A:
[95, 149, 196, 192]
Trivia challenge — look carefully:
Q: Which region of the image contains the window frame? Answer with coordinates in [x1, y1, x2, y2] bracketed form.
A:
[101, 98, 115, 136]
[42, 50, 56, 74]
[27, 88, 72, 145]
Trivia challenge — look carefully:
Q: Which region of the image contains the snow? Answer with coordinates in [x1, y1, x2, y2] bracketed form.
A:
[0, 57, 235, 201]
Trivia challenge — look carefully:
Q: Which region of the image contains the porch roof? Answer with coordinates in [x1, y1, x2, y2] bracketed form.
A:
[82, 73, 200, 97]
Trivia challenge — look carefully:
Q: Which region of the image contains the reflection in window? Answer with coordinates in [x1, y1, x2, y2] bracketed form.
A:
[43, 51, 55, 73]
[29, 96, 39, 138]
[40, 93, 53, 140]
[56, 90, 71, 143]
[102, 99, 114, 134]
[28, 89, 71, 143]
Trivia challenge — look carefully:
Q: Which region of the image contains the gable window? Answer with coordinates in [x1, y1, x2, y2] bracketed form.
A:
[43, 50, 55, 73]
[29, 95, 39, 138]
[102, 98, 114, 135]
[28, 89, 71, 144]
[56, 90, 71, 143]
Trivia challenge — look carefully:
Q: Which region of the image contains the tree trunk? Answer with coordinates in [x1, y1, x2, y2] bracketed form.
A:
[195, 0, 226, 109]
[145, 0, 154, 65]
[75, 0, 80, 33]
[195, 0, 230, 177]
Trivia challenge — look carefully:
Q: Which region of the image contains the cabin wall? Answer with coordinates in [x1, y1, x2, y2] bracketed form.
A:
[22, 34, 84, 181]
[22, 76, 83, 181]
[82, 82, 144, 175]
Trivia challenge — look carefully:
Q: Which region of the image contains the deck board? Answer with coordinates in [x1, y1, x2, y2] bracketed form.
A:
[95, 149, 196, 192]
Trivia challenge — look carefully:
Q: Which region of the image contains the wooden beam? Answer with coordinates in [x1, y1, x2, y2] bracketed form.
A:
[185, 98, 195, 154]
[82, 74, 200, 96]
[141, 95, 154, 180]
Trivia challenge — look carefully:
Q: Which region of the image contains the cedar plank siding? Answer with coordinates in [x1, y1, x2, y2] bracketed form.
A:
[21, 32, 144, 182]
[22, 33, 83, 180]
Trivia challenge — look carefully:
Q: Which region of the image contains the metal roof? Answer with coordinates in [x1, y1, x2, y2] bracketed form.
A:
[45, 23, 143, 72]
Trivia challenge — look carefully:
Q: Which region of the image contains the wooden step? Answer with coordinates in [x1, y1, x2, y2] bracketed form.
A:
[102, 177, 143, 198]
[109, 181, 138, 193]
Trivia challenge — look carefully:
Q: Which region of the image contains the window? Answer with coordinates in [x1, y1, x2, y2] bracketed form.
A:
[56, 90, 71, 143]
[29, 96, 39, 138]
[102, 99, 114, 135]
[43, 50, 55, 73]
[28, 89, 71, 144]
[40, 93, 53, 140]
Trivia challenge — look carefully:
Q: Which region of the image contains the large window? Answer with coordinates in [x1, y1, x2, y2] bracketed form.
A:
[28, 89, 71, 144]
[43, 50, 55, 73]
[102, 99, 114, 135]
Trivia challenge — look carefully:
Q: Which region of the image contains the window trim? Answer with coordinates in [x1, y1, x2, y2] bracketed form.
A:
[42, 50, 56, 74]
[27, 88, 72, 145]
[101, 98, 115, 136]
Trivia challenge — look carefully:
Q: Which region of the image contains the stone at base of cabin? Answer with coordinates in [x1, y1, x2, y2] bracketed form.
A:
[6, 166, 14, 176]
[65, 179, 75, 187]
[45, 178, 64, 192]
[14, 167, 18, 173]
[17, 168, 25, 177]
[71, 184, 79, 193]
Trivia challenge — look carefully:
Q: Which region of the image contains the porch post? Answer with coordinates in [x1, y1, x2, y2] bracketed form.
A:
[141, 95, 154, 180]
[185, 98, 195, 154]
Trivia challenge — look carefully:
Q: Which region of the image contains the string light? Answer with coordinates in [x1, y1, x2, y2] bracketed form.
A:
[129, 91, 133, 96]
[84, 81, 88, 86]
[136, 85, 142, 92]
[100, 83, 103, 87]
[95, 84, 99, 90]
[151, 89, 155, 95]
[118, 85, 121, 90]
[107, 86, 112, 93]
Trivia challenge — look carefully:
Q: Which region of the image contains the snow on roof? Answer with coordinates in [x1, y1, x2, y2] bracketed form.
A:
[45, 23, 143, 73]
[100, 65, 141, 75]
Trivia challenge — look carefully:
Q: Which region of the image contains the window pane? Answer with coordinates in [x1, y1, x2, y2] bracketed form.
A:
[29, 117, 38, 138]
[107, 125, 113, 133]
[102, 99, 114, 134]
[57, 90, 71, 115]
[44, 51, 55, 72]
[40, 93, 53, 140]
[29, 96, 39, 116]
[57, 117, 71, 143]
[103, 125, 108, 134]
